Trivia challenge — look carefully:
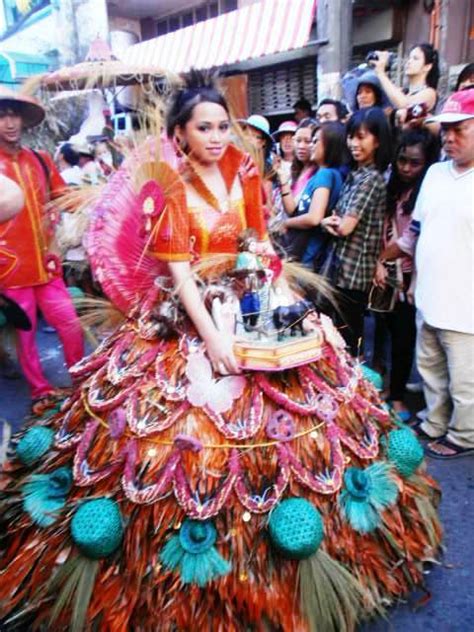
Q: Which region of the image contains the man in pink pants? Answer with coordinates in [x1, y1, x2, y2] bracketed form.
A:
[0, 88, 84, 412]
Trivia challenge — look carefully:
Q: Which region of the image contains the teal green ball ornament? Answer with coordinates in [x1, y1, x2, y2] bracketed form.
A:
[387, 428, 424, 477]
[361, 364, 384, 391]
[71, 498, 123, 559]
[179, 520, 217, 554]
[16, 426, 54, 466]
[269, 498, 324, 559]
[68, 286, 85, 300]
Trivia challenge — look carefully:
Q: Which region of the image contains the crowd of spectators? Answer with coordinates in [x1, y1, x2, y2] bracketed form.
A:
[236, 46, 473, 458]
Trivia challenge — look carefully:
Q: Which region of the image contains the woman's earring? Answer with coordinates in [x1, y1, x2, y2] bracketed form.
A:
[173, 136, 188, 157]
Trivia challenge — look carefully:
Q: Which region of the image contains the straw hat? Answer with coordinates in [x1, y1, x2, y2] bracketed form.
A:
[0, 87, 45, 128]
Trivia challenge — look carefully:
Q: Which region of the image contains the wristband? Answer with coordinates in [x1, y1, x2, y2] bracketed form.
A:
[281, 191, 290, 197]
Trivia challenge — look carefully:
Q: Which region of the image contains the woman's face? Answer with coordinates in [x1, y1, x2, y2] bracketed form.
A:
[294, 127, 313, 163]
[396, 143, 426, 184]
[177, 101, 231, 165]
[405, 47, 430, 78]
[246, 126, 266, 150]
[356, 84, 377, 109]
[347, 125, 379, 166]
[279, 132, 294, 158]
[310, 129, 325, 165]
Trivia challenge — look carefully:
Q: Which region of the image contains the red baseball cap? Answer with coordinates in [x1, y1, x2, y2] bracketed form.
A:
[426, 88, 474, 124]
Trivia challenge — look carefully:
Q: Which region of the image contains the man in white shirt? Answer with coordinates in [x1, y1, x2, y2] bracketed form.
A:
[408, 89, 474, 458]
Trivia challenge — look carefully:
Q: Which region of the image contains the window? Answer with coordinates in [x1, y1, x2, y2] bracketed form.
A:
[249, 59, 317, 116]
[196, 6, 207, 23]
[182, 11, 193, 28]
[156, 20, 167, 36]
[169, 16, 180, 32]
[154, 1, 234, 36]
[223, 0, 237, 12]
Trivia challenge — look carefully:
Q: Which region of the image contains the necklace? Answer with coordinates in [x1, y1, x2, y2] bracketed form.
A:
[183, 159, 232, 213]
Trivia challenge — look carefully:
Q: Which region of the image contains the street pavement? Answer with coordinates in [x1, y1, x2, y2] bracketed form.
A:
[0, 319, 473, 632]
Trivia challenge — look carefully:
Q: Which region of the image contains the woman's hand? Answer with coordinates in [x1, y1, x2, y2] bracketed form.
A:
[239, 152, 259, 179]
[371, 51, 390, 75]
[203, 330, 241, 375]
[374, 261, 388, 288]
[321, 214, 340, 236]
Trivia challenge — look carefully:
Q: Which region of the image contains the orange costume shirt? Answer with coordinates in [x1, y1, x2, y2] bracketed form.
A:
[151, 144, 267, 262]
[0, 146, 65, 289]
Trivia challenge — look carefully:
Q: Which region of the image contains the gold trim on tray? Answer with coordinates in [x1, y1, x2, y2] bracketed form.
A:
[234, 330, 324, 371]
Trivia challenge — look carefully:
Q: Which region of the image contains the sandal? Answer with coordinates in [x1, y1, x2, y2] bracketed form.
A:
[409, 419, 442, 441]
[426, 436, 474, 460]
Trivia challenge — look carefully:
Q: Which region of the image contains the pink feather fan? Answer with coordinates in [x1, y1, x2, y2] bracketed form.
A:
[86, 137, 185, 314]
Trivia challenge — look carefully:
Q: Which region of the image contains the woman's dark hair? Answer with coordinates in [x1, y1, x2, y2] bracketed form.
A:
[455, 63, 474, 91]
[290, 117, 318, 182]
[346, 107, 392, 172]
[411, 43, 440, 90]
[59, 143, 80, 167]
[386, 128, 440, 216]
[166, 69, 229, 138]
[355, 81, 383, 110]
[315, 122, 349, 168]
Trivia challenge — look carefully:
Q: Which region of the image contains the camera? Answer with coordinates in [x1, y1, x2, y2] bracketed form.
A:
[366, 51, 396, 71]
[405, 102, 428, 122]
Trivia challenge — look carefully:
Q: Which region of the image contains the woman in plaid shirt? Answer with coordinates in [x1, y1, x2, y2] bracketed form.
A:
[322, 107, 392, 356]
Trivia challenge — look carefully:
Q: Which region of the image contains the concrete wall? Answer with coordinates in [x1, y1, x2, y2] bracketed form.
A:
[109, 15, 141, 39]
[0, 10, 57, 57]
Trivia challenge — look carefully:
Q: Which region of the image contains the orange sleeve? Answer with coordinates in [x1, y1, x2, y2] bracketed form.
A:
[150, 187, 191, 262]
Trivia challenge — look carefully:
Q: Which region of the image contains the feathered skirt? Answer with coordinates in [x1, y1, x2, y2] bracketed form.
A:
[0, 301, 442, 632]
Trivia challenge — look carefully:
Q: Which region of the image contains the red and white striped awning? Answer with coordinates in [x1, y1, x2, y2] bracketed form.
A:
[125, 0, 317, 73]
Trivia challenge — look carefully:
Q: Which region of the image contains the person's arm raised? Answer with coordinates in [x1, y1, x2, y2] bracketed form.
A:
[372, 52, 437, 111]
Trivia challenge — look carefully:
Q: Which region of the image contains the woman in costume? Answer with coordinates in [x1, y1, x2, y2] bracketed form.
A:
[0, 72, 442, 632]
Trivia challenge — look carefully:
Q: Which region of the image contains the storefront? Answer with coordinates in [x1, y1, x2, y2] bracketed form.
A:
[125, 0, 318, 121]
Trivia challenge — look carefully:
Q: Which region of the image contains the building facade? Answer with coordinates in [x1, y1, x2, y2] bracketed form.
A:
[0, 0, 472, 114]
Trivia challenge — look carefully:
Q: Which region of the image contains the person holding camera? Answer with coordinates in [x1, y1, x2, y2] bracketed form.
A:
[370, 43, 439, 125]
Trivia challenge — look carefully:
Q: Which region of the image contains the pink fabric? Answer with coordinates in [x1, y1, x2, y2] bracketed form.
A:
[4, 277, 84, 398]
[291, 167, 316, 204]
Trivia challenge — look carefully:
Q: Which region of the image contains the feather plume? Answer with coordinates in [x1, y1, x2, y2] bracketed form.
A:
[48, 556, 99, 631]
[299, 549, 371, 632]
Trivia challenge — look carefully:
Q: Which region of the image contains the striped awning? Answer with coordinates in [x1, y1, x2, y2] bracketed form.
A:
[125, 0, 317, 73]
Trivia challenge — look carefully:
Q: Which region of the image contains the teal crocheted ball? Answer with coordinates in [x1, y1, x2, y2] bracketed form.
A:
[71, 498, 123, 559]
[387, 428, 424, 477]
[361, 365, 384, 391]
[16, 426, 54, 466]
[68, 286, 85, 299]
[268, 498, 324, 560]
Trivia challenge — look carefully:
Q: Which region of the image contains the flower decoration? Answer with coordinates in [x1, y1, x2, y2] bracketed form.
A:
[160, 519, 231, 587]
[339, 463, 399, 533]
[137, 180, 166, 232]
